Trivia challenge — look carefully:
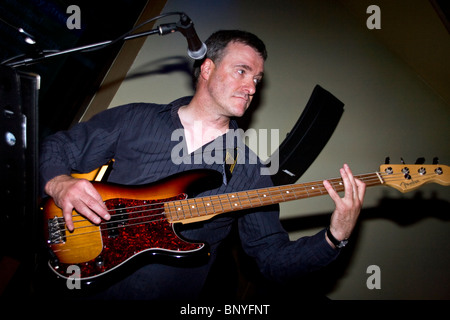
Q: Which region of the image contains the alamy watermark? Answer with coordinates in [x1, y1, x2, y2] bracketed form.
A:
[66, 265, 81, 289]
[66, 5, 81, 30]
[366, 264, 381, 289]
[170, 121, 280, 176]
[366, 5, 381, 30]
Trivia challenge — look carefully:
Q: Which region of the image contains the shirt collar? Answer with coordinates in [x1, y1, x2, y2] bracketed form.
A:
[163, 95, 239, 130]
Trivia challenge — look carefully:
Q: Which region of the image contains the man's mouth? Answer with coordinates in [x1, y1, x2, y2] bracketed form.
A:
[233, 93, 249, 102]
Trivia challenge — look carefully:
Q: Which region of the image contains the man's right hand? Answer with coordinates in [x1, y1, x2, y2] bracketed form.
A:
[44, 175, 111, 231]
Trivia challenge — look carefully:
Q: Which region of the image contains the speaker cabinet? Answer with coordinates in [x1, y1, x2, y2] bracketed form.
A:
[268, 85, 344, 186]
[0, 65, 40, 261]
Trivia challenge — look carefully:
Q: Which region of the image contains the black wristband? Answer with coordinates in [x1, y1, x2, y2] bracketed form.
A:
[326, 226, 348, 249]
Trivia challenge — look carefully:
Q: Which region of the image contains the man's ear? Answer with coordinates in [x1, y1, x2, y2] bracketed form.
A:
[200, 58, 214, 80]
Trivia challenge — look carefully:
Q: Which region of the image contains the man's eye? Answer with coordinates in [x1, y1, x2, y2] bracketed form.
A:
[253, 78, 260, 85]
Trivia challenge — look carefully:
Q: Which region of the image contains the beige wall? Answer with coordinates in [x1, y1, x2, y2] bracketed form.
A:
[104, 0, 450, 299]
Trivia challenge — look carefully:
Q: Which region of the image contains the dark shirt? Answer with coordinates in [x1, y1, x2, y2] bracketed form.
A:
[40, 96, 339, 299]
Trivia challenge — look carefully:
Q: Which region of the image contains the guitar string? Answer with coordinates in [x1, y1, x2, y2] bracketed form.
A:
[53, 174, 380, 242]
[55, 171, 404, 239]
[62, 172, 381, 228]
[55, 164, 442, 227]
[52, 171, 416, 242]
[54, 171, 410, 238]
[68, 172, 380, 219]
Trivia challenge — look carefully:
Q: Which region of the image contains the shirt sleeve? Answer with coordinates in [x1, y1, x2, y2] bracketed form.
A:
[237, 173, 340, 283]
[39, 104, 131, 196]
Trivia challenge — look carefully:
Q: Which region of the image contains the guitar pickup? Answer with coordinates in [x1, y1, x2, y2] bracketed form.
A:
[48, 216, 66, 244]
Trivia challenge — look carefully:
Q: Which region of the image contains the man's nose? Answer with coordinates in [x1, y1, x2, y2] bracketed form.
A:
[243, 79, 256, 96]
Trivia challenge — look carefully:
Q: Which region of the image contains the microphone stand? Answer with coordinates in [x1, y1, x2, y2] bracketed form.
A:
[5, 24, 179, 68]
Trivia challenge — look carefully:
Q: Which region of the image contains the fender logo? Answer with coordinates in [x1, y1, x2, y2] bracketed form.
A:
[400, 177, 429, 189]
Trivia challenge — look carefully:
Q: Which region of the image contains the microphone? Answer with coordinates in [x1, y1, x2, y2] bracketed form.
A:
[177, 14, 207, 60]
[158, 14, 206, 60]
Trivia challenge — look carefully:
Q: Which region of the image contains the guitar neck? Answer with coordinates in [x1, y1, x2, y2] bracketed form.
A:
[165, 172, 383, 224]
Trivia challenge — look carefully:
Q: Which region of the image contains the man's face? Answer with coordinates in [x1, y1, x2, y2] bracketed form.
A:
[204, 41, 264, 118]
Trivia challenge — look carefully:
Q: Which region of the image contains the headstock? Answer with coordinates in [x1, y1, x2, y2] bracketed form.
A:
[379, 157, 450, 193]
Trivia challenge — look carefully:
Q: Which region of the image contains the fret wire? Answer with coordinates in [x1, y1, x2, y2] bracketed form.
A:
[282, 185, 296, 201]
[218, 194, 228, 212]
[226, 193, 235, 210]
[187, 199, 194, 218]
[167, 172, 384, 222]
[193, 197, 204, 217]
[248, 189, 263, 207]
[331, 178, 345, 192]
[256, 189, 264, 206]
[243, 191, 252, 208]
[204, 195, 214, 215]
[235, 192, 244, 209]
[283, 185, 295, 200]
[283, 187, 292, 200]
[211, 195, 224, 214]
[166, 201, 174, 221]
[266, 187, 276, 204]
[180, 199, 186, 219]
[255, 189, 263, 205]
[279, 188, 287, 200]
[302, 183, 310, 198]
[231, 192, 242, 210]
[234, 192, 243, 210]
[224, 193, 234, 211]
[237, 192, 247, 208]
[277, 186, 286, 202]
[259, 188, 271, 205]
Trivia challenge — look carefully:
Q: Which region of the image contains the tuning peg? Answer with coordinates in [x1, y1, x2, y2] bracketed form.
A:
[433, 157, 439, 165]
[401, 157, 405, 164]
[415, 157, 425, 164]
[385, 157, 390, 164]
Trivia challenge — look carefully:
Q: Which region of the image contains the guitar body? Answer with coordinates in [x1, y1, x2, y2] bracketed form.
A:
[42, 169, 223, 280]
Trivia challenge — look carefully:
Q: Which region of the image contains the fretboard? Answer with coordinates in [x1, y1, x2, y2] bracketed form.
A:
[164, 172, 384, 224]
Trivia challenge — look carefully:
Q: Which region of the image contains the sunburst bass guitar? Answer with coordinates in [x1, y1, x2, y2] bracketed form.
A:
[42, 160, 450, 281]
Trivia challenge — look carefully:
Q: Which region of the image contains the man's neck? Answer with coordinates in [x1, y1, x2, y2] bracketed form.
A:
[178, 99, 230, 154]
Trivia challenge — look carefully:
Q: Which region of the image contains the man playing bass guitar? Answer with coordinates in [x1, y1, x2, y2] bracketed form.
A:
[40, 30, 366, 300]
